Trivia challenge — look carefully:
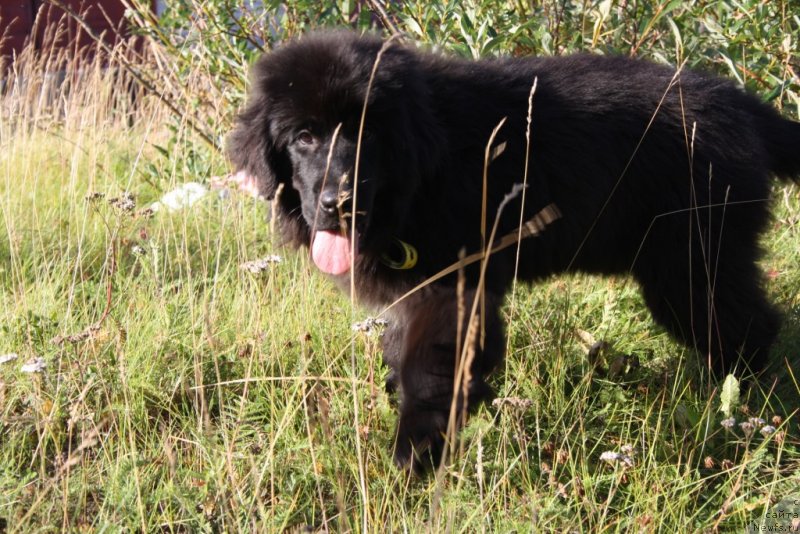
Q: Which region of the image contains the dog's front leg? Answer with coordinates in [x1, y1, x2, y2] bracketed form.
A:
[379, 313, 405, 395]
[392, 288, 504, 473]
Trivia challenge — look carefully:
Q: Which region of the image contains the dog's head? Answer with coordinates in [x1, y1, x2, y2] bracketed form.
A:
[227, 31, 444, 275]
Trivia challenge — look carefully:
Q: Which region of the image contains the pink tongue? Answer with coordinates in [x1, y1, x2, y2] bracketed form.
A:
[311, 230, 352, 275]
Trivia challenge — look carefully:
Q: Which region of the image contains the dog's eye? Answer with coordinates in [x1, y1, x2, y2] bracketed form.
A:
[296, 130, 315, 146]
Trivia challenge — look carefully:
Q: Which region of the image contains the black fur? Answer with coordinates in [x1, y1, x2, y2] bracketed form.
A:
[227, 31, 800, 471]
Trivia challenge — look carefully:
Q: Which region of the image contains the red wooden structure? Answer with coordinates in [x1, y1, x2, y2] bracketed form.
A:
[0, 1, 151, 64]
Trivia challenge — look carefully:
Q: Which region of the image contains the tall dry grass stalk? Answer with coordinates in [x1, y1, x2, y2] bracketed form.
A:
[1, 1, 235, 158]
[1, 35, 157, 137]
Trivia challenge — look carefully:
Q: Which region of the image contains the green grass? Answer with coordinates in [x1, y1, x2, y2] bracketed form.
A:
[1, 100, 799, 533]
[1, 1, 800, 531]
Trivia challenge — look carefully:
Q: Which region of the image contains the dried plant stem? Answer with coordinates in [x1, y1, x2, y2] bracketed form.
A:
[381, 202, 561, 316]
[349, 34, 401, 530]
[44, 0, 220, 151]
[510, 77, 538, 305]
[433, 138, 555, 506]
[364, 0, 400, 35]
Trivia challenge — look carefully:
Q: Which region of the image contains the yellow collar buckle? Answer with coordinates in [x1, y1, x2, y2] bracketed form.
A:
[381, 238, 418, 270]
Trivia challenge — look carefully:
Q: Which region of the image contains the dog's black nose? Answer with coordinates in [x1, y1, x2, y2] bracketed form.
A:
[319, 190, 338, 214]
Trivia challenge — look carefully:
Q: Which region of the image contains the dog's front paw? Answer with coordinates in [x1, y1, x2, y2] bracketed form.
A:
[393, 407, 449, 474]
[384, 369, 399, 395]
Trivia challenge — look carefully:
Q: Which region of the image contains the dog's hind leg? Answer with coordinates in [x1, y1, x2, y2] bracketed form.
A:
[392, 288, 505, 473]
[635, 238, 779, 377]
[704, 265, 780, 376]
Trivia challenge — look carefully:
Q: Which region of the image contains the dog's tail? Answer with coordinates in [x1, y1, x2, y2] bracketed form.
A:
[762, 111, 800, 182]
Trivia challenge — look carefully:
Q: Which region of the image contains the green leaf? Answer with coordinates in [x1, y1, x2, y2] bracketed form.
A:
[402, 15, 425, 38]
[673, 402, 700, 430]
[719, 374, 740, 418]
[763, 80, 793, 103]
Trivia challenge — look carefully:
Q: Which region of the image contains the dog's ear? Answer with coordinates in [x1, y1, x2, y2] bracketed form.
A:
[226, 99, 289, 200]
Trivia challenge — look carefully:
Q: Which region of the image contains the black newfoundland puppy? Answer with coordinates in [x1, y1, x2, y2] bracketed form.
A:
[228, 31, 800, 470]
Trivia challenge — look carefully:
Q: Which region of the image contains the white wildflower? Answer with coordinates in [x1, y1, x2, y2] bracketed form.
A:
[109, 192, 136, 212]
[600, 451, 634, 467]
[240, 255, 283, 273]
[748, 417, 766, 428]
[720, 417, 736, 429]
[759, 425, 776, 437]
[352, 317, 388, 335]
